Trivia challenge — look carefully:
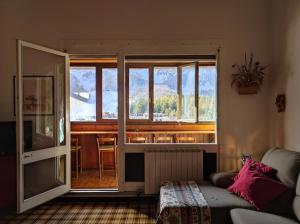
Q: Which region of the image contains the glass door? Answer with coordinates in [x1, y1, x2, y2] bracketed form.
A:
[16, 41, 70, 213]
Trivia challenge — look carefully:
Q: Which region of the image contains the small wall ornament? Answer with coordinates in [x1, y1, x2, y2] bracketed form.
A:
[231, 53, 269, 95]
[275, 94, 286, 112]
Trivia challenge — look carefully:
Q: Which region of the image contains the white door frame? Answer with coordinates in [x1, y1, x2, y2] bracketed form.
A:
[17, 40, 71, 213]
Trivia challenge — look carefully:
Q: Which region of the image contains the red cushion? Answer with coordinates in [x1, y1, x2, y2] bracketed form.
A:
[233, 159, 277, 182]
[228, 161, 287, 210]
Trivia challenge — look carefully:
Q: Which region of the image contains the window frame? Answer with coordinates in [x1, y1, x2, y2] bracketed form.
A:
[70, 63, 118, 124]
[70, 61, 217, 125]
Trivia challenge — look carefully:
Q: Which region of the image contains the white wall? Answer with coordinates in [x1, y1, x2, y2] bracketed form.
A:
[269, 0, 300, 152]
[0, 0, 272, 171]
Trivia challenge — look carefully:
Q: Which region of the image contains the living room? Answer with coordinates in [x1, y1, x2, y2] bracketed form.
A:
[0, 0, 300, 223]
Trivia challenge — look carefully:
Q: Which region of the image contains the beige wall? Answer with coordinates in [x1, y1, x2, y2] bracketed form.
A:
[0, 0, 272, 171]
[269, 0, 300, 152]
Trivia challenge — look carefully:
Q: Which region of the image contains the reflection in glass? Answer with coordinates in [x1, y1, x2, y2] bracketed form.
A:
[102, 68, 118, 119]
[198, 66, 217, 121]
[154, 67, 178, 121]
[22, 46, 66, 152]
[129, 68, 149, 119]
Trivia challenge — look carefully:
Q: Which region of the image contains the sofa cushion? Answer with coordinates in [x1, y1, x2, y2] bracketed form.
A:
[230, 208, 299, 224]
[227, 160, 288, 210]
[199, 185, 253, 224]
[294, 196, 300, 222]
[210, 172, 237, 188]
[294, 175, 300, 221]
[264, 189, 295, 219]
[297, 174, 300, 196]
[261, 148, 300, 188]
[233, 159, 277, 181]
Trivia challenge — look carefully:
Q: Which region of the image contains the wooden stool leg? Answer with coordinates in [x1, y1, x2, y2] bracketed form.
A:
[98, 150, 101, 179]
[76, 150, 78, 179]
[101, 151, 104, 175]
[114, 150, 117, 177]
[80, 149, 83, 173]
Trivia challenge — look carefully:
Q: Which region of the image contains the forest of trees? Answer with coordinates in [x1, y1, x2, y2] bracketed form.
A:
[154, 95, 177, 120]
[129, 95, 216, 121]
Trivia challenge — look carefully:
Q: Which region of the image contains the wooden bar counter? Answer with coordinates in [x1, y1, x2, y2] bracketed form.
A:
[71, 123, 216, 170]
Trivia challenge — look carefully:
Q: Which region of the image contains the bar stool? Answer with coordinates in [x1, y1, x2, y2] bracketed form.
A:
[71, 137, 82, 179]
[175, 136, 196, 143]
[154, 136, 173, 143]
[128, 136, 147, 143]
[96, 137, 117, 179]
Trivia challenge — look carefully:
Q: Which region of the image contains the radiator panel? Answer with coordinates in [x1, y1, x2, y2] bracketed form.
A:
[145, 149, 203, 194]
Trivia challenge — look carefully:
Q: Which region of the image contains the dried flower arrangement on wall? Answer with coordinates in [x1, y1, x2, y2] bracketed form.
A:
[231, 53, 269, 95]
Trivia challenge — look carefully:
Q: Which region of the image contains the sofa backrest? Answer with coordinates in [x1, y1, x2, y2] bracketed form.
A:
[261, 148, 300, 189]
[294, 174, 300, 221]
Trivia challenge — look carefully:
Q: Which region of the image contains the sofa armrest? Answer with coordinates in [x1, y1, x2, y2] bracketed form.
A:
[209, 171, 238, 188]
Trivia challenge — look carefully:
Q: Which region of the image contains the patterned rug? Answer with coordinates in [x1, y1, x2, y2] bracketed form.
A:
[0, 200, 157, 224]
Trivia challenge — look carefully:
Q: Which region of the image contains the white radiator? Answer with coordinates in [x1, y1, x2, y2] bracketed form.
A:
[145, 149, 203, 194]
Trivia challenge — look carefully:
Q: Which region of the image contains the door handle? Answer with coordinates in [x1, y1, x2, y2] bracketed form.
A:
[24, 154, 33, 158]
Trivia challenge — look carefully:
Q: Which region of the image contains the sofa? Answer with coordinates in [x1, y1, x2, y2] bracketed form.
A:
[200, 148, 300, 224]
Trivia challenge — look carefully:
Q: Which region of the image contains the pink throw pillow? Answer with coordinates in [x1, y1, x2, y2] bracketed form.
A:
[228, 162, 287, 210]
[233, 159, 277, 182]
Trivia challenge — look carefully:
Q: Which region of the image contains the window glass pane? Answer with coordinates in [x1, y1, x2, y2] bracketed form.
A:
[70, 67, 96, 122]
[198, 66, 217, 121]
[181, 65, 196, 122]
[154, 67, 178, 121]
[129, 68, 149, 119]
[102, 68, 118, 119]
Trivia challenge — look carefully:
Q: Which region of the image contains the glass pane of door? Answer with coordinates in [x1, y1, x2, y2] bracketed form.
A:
[17, 41, 70, 213]
[24, 155, 66, 199]
[22, 46, 66, 152]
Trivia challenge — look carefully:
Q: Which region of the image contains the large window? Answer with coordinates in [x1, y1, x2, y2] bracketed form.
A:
[70, 60, 217, 125]
[126, 62, 217, 124]
[70, 65, 118, 122]
[128, 68, 149, 119]
[70, 67, 96, 122]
